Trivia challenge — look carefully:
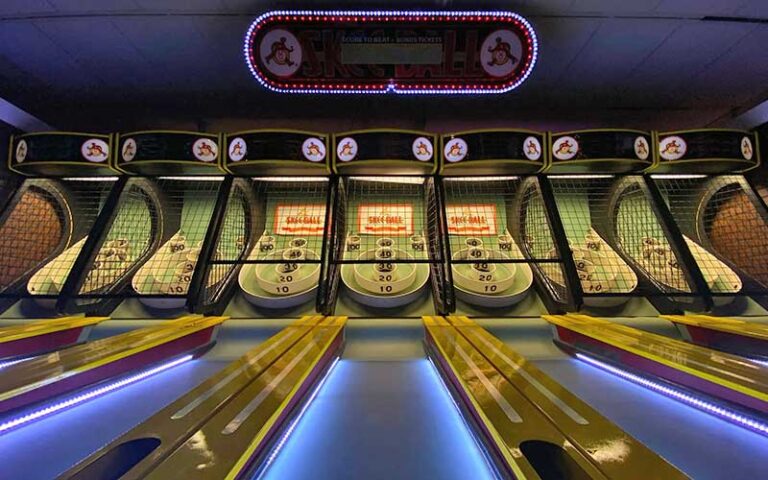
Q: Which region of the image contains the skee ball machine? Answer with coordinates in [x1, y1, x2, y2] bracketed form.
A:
[439, 129, 562, 315]
[22, 130, 241, 317]
[2, 130, 247, 319]
[325, 129, 450, 316]
[1, 132, 120, 317]
[648, 129, 768, 313]
[105, 130, 249, 317]
[216, 129, 331, 316]
[521, 129, 712, 314]
[0, 130, 248, 470]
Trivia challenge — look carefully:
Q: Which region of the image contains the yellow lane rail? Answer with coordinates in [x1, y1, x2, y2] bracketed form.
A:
[544, 314, 768, 410]
[0, 315, 227, 413]
[0, 316, 106, 344]
[425, 315, 687, 480]
[662, 314, 768, 342]
[0, 315, 109, 360]
[62, 315, 326, 480]
[0, 315, 211, 398]
[61, 316, 347, 480]
[49, 314, 206, 357]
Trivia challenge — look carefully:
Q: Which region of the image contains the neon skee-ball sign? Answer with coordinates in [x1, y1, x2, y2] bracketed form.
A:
[244, 10, 539, 94]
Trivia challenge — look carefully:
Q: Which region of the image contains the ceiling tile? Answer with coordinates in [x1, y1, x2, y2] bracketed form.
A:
[654, 0, 751, 17]
[0, 22, 102, 91]
[0, 2, 764, 129]
[109, 16, 246, 93]
[130, 0, 228, 12]
[568, 0, 663, 15]
[733, 0, 768, 18]
[43, 1, 141, 13]
[676, 25, 768, 107]
[526, 17, 603, 88]
[551, 18, 679, 104]
[620, 21, 752, 106]
[0, 1, 56, 16]
[33, 18, 152, 89]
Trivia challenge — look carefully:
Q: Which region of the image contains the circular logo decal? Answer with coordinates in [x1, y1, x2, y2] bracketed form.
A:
[634, 136, 650, 161]
[741, 136, 754, 161]
[81, 139, 109, 163]
[659, 136, 687, 161]
[15, 139, 28, 163]
[480, 29, 523, 78]
[193, 138, 218, 163]
[523, 136, 542, 161]
[121, 138, 137, 162]
[337, 137, 358, 162]
[260, 29, 302, 78]
[412, 137, 434, 162]
[229, 137, 247, 162]
[302, 138, 326, 162]
[444, 138, 468, 163]
[552, 136, 579, 161]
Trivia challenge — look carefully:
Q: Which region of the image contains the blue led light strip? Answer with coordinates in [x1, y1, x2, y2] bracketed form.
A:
[255, 357, 341, 480]
[0, 354, 194, 434]
[575, 353, 768, 437]
[0, 358, 29, 370]
[427, 356, 503, 479]
[243, 10, 539, 95]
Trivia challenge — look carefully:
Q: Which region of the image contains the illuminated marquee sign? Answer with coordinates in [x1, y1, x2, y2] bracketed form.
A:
[274, 204, 326, 235]
[446, 204, 498, 235]
[244, 10, 538, 94]
[358, 204, 414, 235]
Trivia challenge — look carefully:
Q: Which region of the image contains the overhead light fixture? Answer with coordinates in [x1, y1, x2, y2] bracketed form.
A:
[349, 176, 425, 184]
[62, 177, 119, 182]
[251, 177, 329, 182]
[650, 174, 708, 179]
[158, 176, 224, 182]
[446, 176, 519, 182]
[548, 174, 614, 179]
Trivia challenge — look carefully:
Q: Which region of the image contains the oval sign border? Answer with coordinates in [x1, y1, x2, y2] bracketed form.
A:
[244, 10, 538, 95]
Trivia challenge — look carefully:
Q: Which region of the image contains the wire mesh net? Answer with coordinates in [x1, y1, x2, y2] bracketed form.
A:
[428, 179, 453, 312]
[468, 177, 570, 304]
[319, 180, 344, 314]
[199, 180, 252, 308]
[109, 177, 224, 301]
[546, 176, 644, 297]
[548, 176, 694, 296]
[0, 184, 66, 292]
[440, 177, 545, 306]
[331, 176, 441, 301]
[73, 180, 156, 303]
[15, 178, 115, 298]
[336, 177, 435, 263]
[213, 177, 329, 306]
[655, 175, 768, 293]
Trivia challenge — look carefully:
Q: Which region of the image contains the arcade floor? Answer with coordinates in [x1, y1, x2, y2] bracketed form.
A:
[2, 316, 767, 480]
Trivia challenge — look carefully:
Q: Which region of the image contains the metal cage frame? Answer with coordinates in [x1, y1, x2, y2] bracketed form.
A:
[650, 173, 768, 309]
[0, 176, 121, 314]
[320, 175, 452, 315]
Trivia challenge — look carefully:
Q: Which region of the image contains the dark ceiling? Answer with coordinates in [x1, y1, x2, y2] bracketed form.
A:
[0, 1, 767, 132]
